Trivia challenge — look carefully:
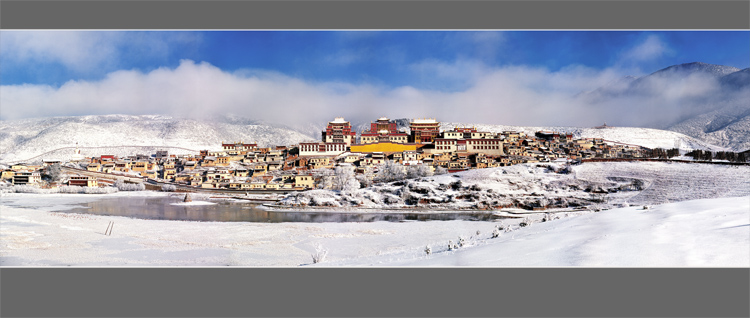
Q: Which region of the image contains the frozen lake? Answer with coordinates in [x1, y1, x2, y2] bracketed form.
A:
[52, 196, 505, 223]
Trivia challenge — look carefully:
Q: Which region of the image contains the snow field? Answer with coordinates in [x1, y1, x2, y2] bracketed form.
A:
[346, 196, 749, 267]
[1, 194, 507, 266]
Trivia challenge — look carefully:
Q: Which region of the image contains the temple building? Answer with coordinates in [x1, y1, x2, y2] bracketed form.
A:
[359, 117, 408, 144]
[322, 117, 357, 146]
[427, 127, 504, 156]
[409, 118, 441, 143]
[298, 142, 348, 157]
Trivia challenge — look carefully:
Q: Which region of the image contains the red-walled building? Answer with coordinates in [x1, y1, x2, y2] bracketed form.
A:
[359, 117, 408, 144]
[409, 118, 440, 143]
[322, 117, 357, 146]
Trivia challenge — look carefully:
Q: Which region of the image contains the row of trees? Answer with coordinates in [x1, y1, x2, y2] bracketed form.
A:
[647, 148, 748, 163]
[685, 150, 747, 163]
[648, 148, 681, 159]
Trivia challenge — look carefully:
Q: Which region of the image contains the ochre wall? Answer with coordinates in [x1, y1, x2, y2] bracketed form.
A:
[350, 142, 421, 153]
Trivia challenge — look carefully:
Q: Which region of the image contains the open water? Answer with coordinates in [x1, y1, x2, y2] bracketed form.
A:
[58, 196, 502, 223]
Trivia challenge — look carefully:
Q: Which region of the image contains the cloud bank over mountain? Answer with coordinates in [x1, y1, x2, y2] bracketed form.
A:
[2, 59, 747, 131]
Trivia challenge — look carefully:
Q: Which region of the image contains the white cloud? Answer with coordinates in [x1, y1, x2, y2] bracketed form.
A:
[0, 59, 731, 129]
[0, 31, 200, 73]
[621, 35, 671, 62]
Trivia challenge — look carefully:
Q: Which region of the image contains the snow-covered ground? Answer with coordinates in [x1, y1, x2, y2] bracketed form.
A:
[1, 193, 747, 267]
[280, 162, 750, 210]
[345, 196, 749, 267]
[1, 162, 748, 267]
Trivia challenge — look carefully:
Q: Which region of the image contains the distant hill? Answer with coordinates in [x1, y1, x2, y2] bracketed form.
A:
[0, 114, 317, 163]
[437, 121, 726, 151]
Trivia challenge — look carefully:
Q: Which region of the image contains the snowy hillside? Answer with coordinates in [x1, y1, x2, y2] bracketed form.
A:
[0, 114, 317, 163]
[574, 62, 750, 151]
[667, 97, 750, 152]
[281, 162, 750, 211]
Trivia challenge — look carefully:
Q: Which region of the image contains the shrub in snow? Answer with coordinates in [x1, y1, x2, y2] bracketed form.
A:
[447, 240, 455, 251]
[311, 244, 328, 264]
[450, 180, 463, 191]
[491, 228, 501, 238]
[115, 180, 145, 191]
[542, 213, 551, 222]
[59, 185, 116, 194]
[458, 236, 466, 247]
[10, 185, 47, 194]
[424, 245, 432, 255]
[161, 184, 177, 192]
[519, 218, 533, 227]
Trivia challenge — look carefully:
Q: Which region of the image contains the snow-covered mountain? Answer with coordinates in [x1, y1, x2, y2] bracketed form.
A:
[0, 112, 733, 164]
[576, 62, 750, 151]
[0, 114, 317, 163]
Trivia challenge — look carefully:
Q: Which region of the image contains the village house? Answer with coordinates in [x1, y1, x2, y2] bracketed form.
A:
[201, 156, 217, 167]
[307, 157, 333, 170]
[101, 163, 115, 174]
[216, 156, 230, 166]
[114, 161, 131, 172]
[12, 171, 41, 185]
[87, 162, 101, 172]
[1, 169, 15, 181]
[68, 176, 98, 187]
[249, 163, 268, 176]
[361, 153, 386, 167]
[42, 160, 62, 167]
[342, 153, 364, 164]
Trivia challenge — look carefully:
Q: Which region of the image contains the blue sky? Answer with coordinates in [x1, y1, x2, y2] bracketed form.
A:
[1, 31, 748, 126]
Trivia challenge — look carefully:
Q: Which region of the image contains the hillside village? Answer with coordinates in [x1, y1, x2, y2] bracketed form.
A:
[3, 116, 745, 192]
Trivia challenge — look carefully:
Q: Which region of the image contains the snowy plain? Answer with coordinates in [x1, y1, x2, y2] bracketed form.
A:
[1, 162, 748, 267]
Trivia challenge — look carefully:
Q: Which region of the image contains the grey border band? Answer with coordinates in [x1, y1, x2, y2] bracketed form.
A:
[1, 1, 749, 30]
[1, 0, 749, 317]
[2, 268, 749, 317]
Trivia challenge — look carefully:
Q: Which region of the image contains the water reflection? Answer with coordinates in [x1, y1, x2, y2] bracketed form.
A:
[60, 196, 502, 223]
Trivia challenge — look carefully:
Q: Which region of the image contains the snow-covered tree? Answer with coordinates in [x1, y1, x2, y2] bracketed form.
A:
[375, 161, 406, 183]
[355, 167, 375, 188]
[42, 163, 62, 182]
[434, 166, 448, 175]
[333, 165, 359, 193]
[314, 169, 334, 190]
[407, 165, 434, 179]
